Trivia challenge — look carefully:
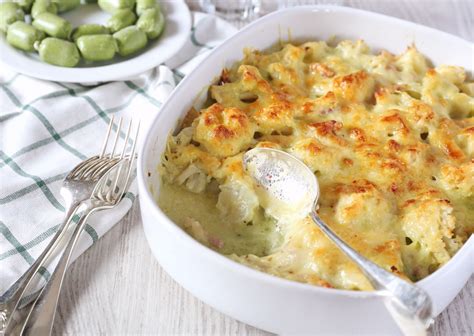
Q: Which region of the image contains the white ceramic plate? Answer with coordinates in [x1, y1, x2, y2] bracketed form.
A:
[138, 5, 474, 335]
[0, 0, 191, 83]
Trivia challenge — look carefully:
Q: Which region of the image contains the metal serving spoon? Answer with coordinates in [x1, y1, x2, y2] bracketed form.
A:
[243, 147, 433, 336]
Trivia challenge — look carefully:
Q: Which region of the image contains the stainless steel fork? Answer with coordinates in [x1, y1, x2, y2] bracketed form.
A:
[21, 119, 139, 336]
[0, 117, 122, 335]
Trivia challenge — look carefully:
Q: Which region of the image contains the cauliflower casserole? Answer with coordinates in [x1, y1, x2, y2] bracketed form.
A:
[158, 40, 474, 290]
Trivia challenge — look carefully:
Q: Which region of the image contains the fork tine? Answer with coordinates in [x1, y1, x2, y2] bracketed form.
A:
[81, 158, 112, 179]
[100, 116, 115, 158]
[71, 116, 117, 180]
[110, 117, 123, 158]
[122, 120, 140, 190]
[90, 159, 120, 179]
[77, 117, 131, 182]
[70, 115, 118, 180]
[128, 121, 140, 166]
[68, 156, 99, 179]
[120, 119, 133, 159]
[93, 159, 123, 194]
[109, 122, 127, 198]
[109, 120, 139, 201]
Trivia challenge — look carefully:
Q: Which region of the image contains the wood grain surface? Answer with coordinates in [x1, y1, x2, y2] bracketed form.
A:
[54, 1, 474, 335]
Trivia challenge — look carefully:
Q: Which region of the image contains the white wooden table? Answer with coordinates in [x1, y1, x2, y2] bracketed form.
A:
[54, 1, 474, 335]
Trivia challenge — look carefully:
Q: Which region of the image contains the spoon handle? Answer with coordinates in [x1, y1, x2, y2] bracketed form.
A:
[310, 211, 433, 335]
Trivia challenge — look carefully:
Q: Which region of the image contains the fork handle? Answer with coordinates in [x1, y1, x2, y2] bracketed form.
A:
[0, 202, 80, 335]
[20, 204, 95, 336]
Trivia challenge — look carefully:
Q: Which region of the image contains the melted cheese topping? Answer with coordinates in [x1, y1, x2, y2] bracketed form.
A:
[158, 40, 474, 290]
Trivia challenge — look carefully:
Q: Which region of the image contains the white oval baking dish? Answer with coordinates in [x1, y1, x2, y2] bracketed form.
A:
[138, 6, 474, 335]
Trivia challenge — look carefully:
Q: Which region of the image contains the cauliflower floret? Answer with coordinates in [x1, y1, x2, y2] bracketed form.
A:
[193, 103, 255, 157]
[334, 181, 396, 232]
[332, 70, 375, 103]
[216, 178, 259, 225]
[210, 65, 273, 110]
[435, 65, 466, 85]
[299, 41, 330, 62]
[335, 40, 371, 63]
[395, 46, 429, 82]
[438, 162, 474, 197]
[176, 164, 210, 193]
[421, 68, 474, 118]
[289, 138, 343, 177]
[174, 126, 194, 146]
[400, 197, 461, 279]
[161, 142, 219, 188]
[456, 126, 474, 158]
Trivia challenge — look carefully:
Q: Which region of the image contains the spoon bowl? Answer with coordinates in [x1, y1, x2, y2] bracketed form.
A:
[243, 148, 319, 221]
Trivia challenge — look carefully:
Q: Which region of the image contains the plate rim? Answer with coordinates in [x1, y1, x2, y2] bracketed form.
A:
[0, 0, 192, 83]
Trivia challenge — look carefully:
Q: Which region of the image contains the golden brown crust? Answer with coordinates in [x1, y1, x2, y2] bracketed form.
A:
[162, 40, 474, 290]
[194, 103, 255, 157]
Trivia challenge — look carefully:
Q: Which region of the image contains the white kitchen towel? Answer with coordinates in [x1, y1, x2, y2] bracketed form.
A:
[0, 11, 237, 296]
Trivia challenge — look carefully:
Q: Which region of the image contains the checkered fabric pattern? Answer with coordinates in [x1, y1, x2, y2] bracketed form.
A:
[0, 12, 237, 296]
